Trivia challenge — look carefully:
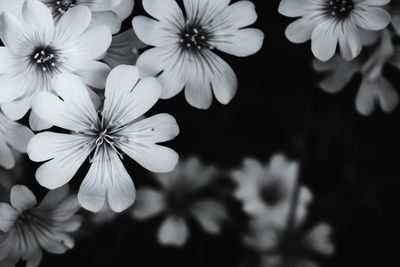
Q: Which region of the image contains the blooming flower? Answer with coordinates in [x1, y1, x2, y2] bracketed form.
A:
[0, 185, 82, 267]
[0, 0, 111, 130]
[0, 112, 33, 169]
[314, 29, 399, 115]
[131, 157, 228, 247]
[232, 154, 313, 228]
[103, 28, 147, 68]
[0, 0, 133, 34]
[278, 0, 391, 61]
[27, 65, 180, 213]
[133, 0, 264, 109]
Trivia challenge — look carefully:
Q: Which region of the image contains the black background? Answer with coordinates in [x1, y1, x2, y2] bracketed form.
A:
[7, 0, 400, 266]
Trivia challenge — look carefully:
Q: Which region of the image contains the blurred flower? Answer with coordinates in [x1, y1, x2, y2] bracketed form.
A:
[133, 0, 264, 109]
[279, 0, 391, 61]
[0, 0, 111, 130]
[0, 0, 133, 34]
[390, 0, 400, 35]
[103, 28, 147, 68]
[0, 185, 82, 267]
[27, 65, 179, 213]
[314, 29, 400, 115]
[0, 153, 25, 203]
[0, 112, 33, 170]
[258, 223, 335, 267]
[131, 157, 228, 247]
[232, 154, 313, 228]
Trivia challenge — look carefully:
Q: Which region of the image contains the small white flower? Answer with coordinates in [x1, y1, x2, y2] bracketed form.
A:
[314, 30, 399, 115]
[279, 0, 391, 61]
[232, 154, 313, 228]
[131, 157, 228, 247]
[133, 0, 264, 109]
[0, 185, 82, 267]
[0, 0, 133, 34]
[103, 28, 147, 68]
[0, 112, 33, 169]
[27, 65, 180, 213]
[0, 0, 112, 131]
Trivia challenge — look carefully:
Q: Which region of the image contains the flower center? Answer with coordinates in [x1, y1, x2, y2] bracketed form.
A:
[180, 21, 214, 50]
[31, 47, 58, 73]
[328, 0, 354, 18]
[55, 0, 76, 14]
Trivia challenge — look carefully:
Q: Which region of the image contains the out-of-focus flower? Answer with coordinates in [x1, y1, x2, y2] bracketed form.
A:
[232, 154, 313, 228]
[0, 112, 33, 169]
[0, 0, 111, 130]
[390, 0, 400, 35]
[133, 0, 264, 109]
[258, 223, 335, 267]
[0, 153, 25, 203]
[0, 185, 82, 267]
[0, 0, 134, 34]
[27, 65, 180, 213]
[314, 30, 399, 115]
[279, 0, 391, 61]
[103, 28, 147, 68]
[131, 157, 228, 247]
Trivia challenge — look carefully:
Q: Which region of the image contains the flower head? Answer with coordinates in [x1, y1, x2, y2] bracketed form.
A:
[132, 0, 264, 109]
[0, 0, 111, 130]
[27, 65, 180, 213]
[279, 0, 391, 61]
[131, 157, 228, 247]
[0, 112, 33, 169]
[232, 154, 313, 228]
[0, 185, 82, 267]
[314, 29, 399, 115]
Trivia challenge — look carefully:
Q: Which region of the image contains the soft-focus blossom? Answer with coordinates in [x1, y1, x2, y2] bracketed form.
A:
[279, 0, 391, 61]
[0, 185, 82, 267]
[314, 30, 399, 115]
[258, 223, 335, 267]
[232, 154, 313, 227]
[0, 0, 133, 34]
[0, 0, 111, 130]
[0, 154, 25, 203]
[0, 112, 33, 169]
[390, 0, 400, 35]
[103, 28, 147, 68]
[133, 0, 264, 109]
[131, 157, 228, 247]
[27, 65, 180, 213]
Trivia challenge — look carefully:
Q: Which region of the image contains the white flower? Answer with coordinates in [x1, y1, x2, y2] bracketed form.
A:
[232, 154, 313, 228]
[133, 0, 264, 109]
[279, 0, 391, 61]
[314, 30, 399, 115]
[103, 28, 147, 68]
[131, 157, 228, 247]
[0, 185, 82, 267]
[0, 0, 134, 34]
[0, 0, 111, 130]
[27, 65, 180, 213]
[0, 112, 33, 169]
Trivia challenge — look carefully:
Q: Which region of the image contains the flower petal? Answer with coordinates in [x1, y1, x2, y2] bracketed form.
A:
[28, 132, 93, 189]
[0, 140, 14, 169]
[0, 12, 31, 55]
[338, 21, 362, 61]
[0, 203, 18, 232]
[352, 7, 391, 31]
[210, 54, 238, 105]
[311, 19, 339, 61]
[142, 0, 184, 25]
[132, 16, 178, 47]
[113, 0, 134, 20]
[33, 73, 98, 132]
[83, 0, 120, 12]
[54, 5, 91, 44]
[103, 66, 161, 127]
[157, 216, 188, 247]
[131, 188, 165, 219]
[10, 185, 37, 211]
[75, 61, 110, 89]
[0, 112, 34, 153]
[278, 0, 310, 17]
[29, 109, 53, 131]
[189, 200, 227, 234]
[117, 114, 179, 173]
[22, 0, 54, 45]
[285, 16, 318, 44]
[92, 11, 121, 34]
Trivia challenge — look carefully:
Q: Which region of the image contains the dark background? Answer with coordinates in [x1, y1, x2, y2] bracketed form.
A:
[9, 0, 400, 266]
